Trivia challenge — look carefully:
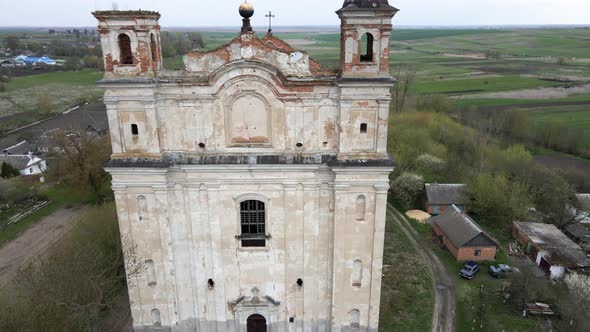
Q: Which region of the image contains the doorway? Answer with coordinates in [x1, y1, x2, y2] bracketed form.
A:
[247, 314, 267, 332]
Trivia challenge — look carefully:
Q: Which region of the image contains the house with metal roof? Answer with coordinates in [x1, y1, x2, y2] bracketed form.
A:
[432, 205, 498, 261]
[512, 221, 590, 279]
[2, 141, 34, 155]
[424, 183, 467, 215]
[0, 154, 47, 176]
[16, 55, 57, 66]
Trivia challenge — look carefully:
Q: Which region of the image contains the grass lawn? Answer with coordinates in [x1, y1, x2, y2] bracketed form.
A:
[0, 186, 94, 247]
[379, 207, 433, 331]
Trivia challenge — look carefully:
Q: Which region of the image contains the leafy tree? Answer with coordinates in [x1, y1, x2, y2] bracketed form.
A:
[523, 165, 577, 227]
[1, 162, 20, 179]
[467, 173, 530, 226]
[390, 172, 424, 210]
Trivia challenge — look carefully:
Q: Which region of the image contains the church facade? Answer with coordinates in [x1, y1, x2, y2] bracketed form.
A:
[93, 1, 398, 331]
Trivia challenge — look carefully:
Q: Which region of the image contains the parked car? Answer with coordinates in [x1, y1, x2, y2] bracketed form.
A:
[459, 261, 480, 279]
[488, 264, 514, 278]
[525, 302, 555, 316]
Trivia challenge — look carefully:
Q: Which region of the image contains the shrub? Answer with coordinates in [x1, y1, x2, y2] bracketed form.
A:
[1, 162, 20, 179]
[390, 172, 424, 210]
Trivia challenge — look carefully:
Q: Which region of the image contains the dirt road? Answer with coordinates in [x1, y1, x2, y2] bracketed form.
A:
[0, 205, 87, 286]
[387, 204, 456, 332]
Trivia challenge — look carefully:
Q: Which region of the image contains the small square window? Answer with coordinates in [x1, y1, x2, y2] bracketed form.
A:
[360, 123, 368, 134]
[474, 250, 482, 257]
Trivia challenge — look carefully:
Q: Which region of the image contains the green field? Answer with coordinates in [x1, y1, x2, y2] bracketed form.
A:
[0, 70, 102, 133]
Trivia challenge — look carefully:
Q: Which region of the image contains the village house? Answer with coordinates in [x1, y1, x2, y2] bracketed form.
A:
[0, 154, 47, 176]
[564, 223, 590, 253]
[424, 183, 467, 215]
[93, 1, 399, 331]
[2, 141, 34, 155]
[432, 205, 498, 261]
[512, 222, 590, 279]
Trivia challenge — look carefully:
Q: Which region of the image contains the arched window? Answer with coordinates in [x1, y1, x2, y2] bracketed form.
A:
[150, 33, 158, 62]
[360, 33, 374, 62]
[352, 260, 363, 287]
[131, 124, 139, 136]
[118, 33, 133, 65]
[356, 195, 366, 221]
[146, 259, 157, 287]
[151, 309, 161, 327]
[137, 195, 148, 221]
[350, 309, 360, 328]
[240, 200, 266, 247]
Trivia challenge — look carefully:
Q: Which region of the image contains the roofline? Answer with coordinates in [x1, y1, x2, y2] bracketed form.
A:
[92, 10, 161, 19]
[434, 205, 499, 247]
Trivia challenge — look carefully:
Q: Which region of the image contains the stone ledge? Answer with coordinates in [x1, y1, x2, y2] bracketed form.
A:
[105, 153, 395, 168]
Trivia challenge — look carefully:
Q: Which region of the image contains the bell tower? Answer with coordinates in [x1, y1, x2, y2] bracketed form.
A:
[92, 10, 163, 78]
[337, 0, 398, 79]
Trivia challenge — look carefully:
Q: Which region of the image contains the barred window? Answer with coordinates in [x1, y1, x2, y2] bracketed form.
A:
[240, 200, 266, 247]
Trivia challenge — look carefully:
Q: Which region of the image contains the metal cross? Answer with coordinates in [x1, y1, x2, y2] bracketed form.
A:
[265, 11, 276, 33]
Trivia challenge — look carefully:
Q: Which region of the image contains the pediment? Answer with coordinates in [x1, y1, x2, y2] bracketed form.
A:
[184, 33, 335, 78]
[229, 287, 280, 312]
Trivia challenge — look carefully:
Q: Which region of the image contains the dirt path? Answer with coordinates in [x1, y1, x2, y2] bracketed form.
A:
[0, 205, 87, 286]
[387, 204, 456, 332]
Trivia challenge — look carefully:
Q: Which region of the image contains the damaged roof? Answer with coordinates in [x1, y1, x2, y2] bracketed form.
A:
[432, 205, 497, 248]
[183, 33, 337, 78]
[514, 222, 590, 268]
[425, 183, 467, 205]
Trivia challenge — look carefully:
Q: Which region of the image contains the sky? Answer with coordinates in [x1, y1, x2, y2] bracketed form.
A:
[0, 0, 589, 27]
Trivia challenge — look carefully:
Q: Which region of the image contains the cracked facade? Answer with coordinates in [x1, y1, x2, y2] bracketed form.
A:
[93, 1, 398, 331]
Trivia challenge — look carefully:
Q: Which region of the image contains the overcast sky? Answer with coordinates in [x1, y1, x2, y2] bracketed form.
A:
[1, 0, 589, 27]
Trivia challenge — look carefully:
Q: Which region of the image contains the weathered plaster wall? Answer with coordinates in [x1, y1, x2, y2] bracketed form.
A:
[102, 64, 391, 160]
[109, 166, 391, 331]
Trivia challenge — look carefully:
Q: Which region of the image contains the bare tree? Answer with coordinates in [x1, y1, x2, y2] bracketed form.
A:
[49, 130, 112, 203]
[392, 64, 417, 113]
